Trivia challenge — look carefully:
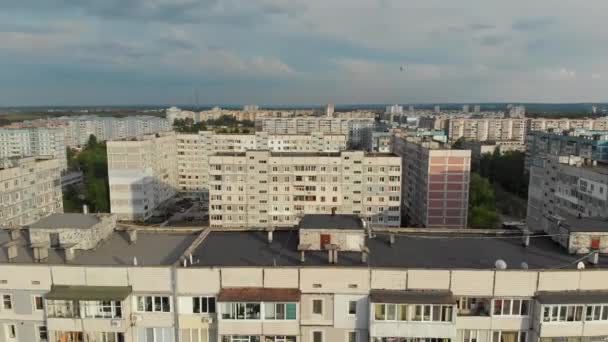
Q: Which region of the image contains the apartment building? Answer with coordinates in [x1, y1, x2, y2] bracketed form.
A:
[10, 115, 171, 148]
[0, 157, 63, 228]
[177, 132, 348, 200]
[393, 134, 471, 228]
[369, 132, 392, 153]
[448, 118, 527, 143]
[525, 130, 608, 172]
[1, 213, 608, 342]
[255, 117, 375, 148]
[0, 127, 68, 172]
[107, 132, 178, 221]
[527, 118, 608, 133]
[208, 151, 401, 228]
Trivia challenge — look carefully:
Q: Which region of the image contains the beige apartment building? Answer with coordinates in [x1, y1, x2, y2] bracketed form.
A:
[177, 132, 348, 200]
[107, 132, 178, 221]
[1, 213, 608, 342]
[448, 118, 527, 143]
[393, 134, 471, 228]
[0, 157, 63, 228]
[207, 151, 402, 228]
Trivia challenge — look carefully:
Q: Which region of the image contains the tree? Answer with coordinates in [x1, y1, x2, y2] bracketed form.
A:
[468, 173, 500, 228]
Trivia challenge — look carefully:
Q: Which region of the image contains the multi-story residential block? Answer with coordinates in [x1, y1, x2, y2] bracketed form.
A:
[177, 132, 348, 200]
[525, 130, 608, 172]
[448, 118, 527, 143]
[527, 117, 608, 133]
[208, 151, 401, 228]
[0, 157, 63, 228]
[255, 117, 375, 148]
[8, 115, 171, 148]
[2, 214, 607, 342]
[107, 132, 178, 221]
[369, 132, 392, 153]
[0, 127, 68, 172]
[393, 134, 471, 228]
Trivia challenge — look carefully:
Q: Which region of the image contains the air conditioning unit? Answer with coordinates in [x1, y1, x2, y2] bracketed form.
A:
[110, 319, 122, 328]
[201, 317, 214, 324]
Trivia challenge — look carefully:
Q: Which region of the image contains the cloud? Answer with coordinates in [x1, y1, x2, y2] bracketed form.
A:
[512, 17, 555, 31]
[591, 73, 601, 80]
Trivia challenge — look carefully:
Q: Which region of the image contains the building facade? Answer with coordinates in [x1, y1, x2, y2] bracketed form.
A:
[393, 134, 471, 228]
[208, 151, 401, 228]
[107, 132, 178, 221]
[0, 127, 68, 172]
[0, 157, 63, 228]
[448, 118, 527, 143]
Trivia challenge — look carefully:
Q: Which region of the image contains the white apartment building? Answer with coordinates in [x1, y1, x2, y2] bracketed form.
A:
[0, 212, 608, 342]
[0, 127, 68, 172]
[0, 157, 63, 228]
[13, 115, 171, 148]
[448, 118, 527, 143]
[208, 150, 401, 228]
[176, 132, 347, 200]
[255, 117, 375, 148]
[107, 132, 178, 221]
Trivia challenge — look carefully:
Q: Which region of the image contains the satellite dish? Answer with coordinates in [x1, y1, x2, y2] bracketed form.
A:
[520, 262, 529, 270]
[577, 261, 585, 270]
[495, 259, 508, 270]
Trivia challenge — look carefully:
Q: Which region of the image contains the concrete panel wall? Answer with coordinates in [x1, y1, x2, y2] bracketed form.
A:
[579, 270, 608, 290]
[407, 270, 450, 290]
[300, 268, 369, 294]
[128, 268, 172, 293]
[221, 268, 263, 287]
[263, 268, 299, 288]
[333, 294, 368, 329]
[177, 268, 220, 294]
[51, 266, 86, 285]
[494, 271, 538, 297]
[371, 270, 406, 290]
[451, 270, 494, 296]
[538, 271, 580, 291]
[0, 265, 51, 290]
[300, 294, 334, 325]
[85, 267, 128, 286]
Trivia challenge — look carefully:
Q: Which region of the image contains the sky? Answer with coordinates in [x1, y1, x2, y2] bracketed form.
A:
[1, 0, 608, 106]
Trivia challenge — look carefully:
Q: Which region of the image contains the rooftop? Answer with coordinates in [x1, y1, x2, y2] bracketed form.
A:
[536, 290, 608, 304]
[192, 230, 608, 269]
[299, 214, 364, 230]
[29, 214, 101, 230]
[559, 213, 608, 233]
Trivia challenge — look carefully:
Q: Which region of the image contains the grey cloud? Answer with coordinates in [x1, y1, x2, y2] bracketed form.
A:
[512, 17, 555, 31]
[478, 34, 509, 47]
[468, 23, 495, 31]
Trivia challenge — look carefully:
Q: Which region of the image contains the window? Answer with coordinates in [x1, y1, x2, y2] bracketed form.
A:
[193, 296, 216, 313]
[463, 330, 480, 342]
[141, 327, 172, 342]
[36, 325, 48, 342]
[457, 297, 491, 316]
[348, 301, 357, 315]
[6, 324, 16, 339]
[82, 300, 122, 318]
[412, 304, 453, 322]
[89, 332, 124, 342]
[313, 299, 323, 315]
[220, 302, 261, 320]
[264, 303, 297, 320]
[313, 331, 323, 342]
[542, 304, 584, 322]
[136, 296, 171, 313]
[492, 331, 527, 342]
[586, 304, 608, 321]
[374, 304, 408, 321]
[348, 331, 357, 342]
[221, 336, 261, 342]
[46, 300, 80, 318]
[493, 299, 530, 316]
[2, 294, 13, 310]
[33, 296, 44, 311]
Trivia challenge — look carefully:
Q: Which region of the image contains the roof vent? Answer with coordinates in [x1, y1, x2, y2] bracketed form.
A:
[577, 261, 586, 270]
[495, 259, 507, 270]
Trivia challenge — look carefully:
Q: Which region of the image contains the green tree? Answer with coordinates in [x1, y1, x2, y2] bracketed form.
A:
[468, 173, 500, 228]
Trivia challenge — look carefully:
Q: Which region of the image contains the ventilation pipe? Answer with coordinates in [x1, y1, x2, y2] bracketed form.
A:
[589, 251, 599, 265]
[389, 234, 395, 246]
[522, 231, 530, 247]
[133, 257, 138, 266]
[9, 229, 19, 241]
[64, 247, 75, 262]
[267, 228, 274, 243]
[300, 250, 306, 263]
[128, 229, 138, 244]
[4, 241, 18, 261]
[333, 250, 339, 264]
[83, 204, 89, 214]
[328, 249, 334, 264]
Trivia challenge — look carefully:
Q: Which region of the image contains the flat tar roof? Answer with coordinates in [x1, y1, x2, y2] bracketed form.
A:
[29, 214, 100, 230]
[192, 230, 608, 269]
[560, 213, 608, 232]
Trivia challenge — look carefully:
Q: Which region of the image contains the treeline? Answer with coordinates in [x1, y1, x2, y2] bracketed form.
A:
[477, 150, 528, 198]
[173, 115, 255, 133]
[468, 173, 500, 228]
[63, 135, 110, 213]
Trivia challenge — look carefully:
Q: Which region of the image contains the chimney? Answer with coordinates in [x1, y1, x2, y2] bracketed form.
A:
[82, 204, 89, 214]
[128, 229, 138, 244]
[32, 246, 49, 263]
[522, 232, 530, 247]
[333, 250, 339, 264]
[4, 241, 19, 261]
[300, 250, 306, 263]
[361, 250, 368, 263]
[267, 228, 274, 243]
[389, 234, 395, 246]
[328, 249, 334, 264]
[589, 251, 600, 265]
[64, 247, 75, 261]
